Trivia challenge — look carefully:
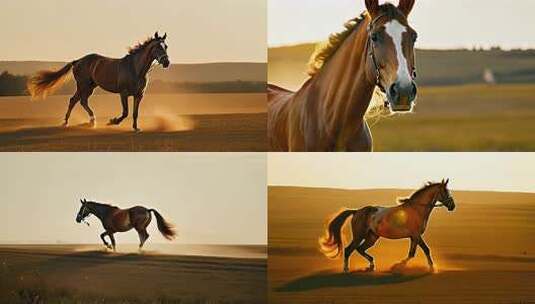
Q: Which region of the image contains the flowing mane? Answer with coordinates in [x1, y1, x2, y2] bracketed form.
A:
[307, 14, 367, 76]
[398, 182, 440, 205]
[128, 37, 157, 55]
[307, 3, 401, 77]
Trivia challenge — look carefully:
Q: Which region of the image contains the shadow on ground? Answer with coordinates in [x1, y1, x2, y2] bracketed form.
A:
[275, 267, 432, 292]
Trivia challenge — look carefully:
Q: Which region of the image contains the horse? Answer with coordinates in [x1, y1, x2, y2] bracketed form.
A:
[27, 32, 170, 132]
[268, 0, 419, 151]
[320, 179, 456, 273]
[75, 199, 176, 251]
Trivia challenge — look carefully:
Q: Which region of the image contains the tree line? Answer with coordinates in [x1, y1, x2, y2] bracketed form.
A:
[0, 71, 265, 96]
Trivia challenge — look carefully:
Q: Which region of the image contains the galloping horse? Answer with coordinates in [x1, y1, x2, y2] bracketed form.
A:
[268, 0, 419, 151]
[27, 32, 170, 132]
[320, 180, 456, 272]
[76, 199, 176, 251]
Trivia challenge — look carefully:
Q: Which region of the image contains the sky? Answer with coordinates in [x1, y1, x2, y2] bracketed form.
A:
[269, 0, 535, 49]
[269, 153, 535, 193]
[0, 0, 266, 63]
[0, 153, 266, 245]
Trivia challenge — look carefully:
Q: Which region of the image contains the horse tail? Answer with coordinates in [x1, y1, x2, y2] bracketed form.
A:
[149, 209, 176, 241]
[319, 209, 359, 259]
[27, 61, 75, 100]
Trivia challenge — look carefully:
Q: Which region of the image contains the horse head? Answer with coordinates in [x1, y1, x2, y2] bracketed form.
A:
[76, 199, 92, 224]
[365, 0, 418, 112]
[152, 31, 170, 68]
[437, 179, 456, 211]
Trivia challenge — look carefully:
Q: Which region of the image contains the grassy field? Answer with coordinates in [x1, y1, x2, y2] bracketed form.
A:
[0, 93, 267, 151]
[0, 244, 267, 304]
[269, 44, 535, 151]
[269, 186, 535, 304]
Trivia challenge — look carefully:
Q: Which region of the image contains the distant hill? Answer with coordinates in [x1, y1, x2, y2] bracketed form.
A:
[269, 44, 535, 89]
[0, 61, 266, 96]
[0, 61, 266, 83]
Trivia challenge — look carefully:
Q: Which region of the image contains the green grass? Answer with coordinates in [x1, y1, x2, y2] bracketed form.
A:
[370, 84, 535, 151]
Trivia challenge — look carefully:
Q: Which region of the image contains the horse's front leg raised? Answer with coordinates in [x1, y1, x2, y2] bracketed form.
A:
[132, 94, 143, 132]
[100, 232, 112, 250]
[108, 94, 129, 126]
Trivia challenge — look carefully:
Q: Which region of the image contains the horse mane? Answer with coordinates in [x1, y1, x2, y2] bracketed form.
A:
[397, 182, 441, 205]
[86, 200, 117, 209]
[128, 37, 158, 55]
[307, 3, 401, 76]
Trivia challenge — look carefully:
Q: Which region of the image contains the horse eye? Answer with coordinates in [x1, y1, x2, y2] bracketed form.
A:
[371, 33, 379, 42]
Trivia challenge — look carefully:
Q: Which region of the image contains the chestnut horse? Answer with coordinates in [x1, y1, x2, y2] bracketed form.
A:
[27, 32, 170, 132]
[268, 0, 419, 151]
[76, 199, 176, 251]
[320, 180, 456, 272]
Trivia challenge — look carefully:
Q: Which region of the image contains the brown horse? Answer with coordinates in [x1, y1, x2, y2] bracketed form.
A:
[320, 179, 456, 273]
[76, 199, 176, 251]
[268, 0, 419, 151]
[27, 32, 170, 132]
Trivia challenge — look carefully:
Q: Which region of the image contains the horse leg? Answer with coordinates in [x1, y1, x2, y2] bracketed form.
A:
[402, 237, 418, 265]
[108, 94, 129, 125]
[357, 233, 379, 272]
[416, 236, 434, 271]
[343, 241, 359, 273]
[100, 232, 112, 250]
[137, 228, 149, 251]
[108, 233, 116, 252]
[63, 90, 81, 126]
[132, 94, 143, 132]
[80, 86, 96, 127]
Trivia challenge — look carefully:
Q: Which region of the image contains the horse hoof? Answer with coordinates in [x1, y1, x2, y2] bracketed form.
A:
[133, 128, 142, 133]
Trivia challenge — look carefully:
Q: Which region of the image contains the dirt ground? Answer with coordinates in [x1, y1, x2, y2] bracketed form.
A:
[0, 93, 267, 151]
[0, 244, 267, 303]
[268, 186, 535, 304]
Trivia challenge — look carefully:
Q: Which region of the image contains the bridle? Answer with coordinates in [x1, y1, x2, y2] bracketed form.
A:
[366, 13, 417, 107]
[367, 14, 388, 94]
[78, 205, 91, 226]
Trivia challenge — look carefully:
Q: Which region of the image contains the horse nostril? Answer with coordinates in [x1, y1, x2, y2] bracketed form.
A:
[389, 84, 398, 98]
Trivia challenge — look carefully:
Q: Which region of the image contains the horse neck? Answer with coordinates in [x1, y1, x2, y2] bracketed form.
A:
[298, 20, 375, 136]
[410, 186, 439, 220]
[132, 45, 154, 79]
[88, 203, 112, 222]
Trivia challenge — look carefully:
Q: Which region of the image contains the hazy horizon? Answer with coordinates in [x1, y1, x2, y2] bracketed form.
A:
[0, 0, 266, 63]
[268, 153, 535, 194]
[1, 153, 267, 245]
[269, 0, 535, 49]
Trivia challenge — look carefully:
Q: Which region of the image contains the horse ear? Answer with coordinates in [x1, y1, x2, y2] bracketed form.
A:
[154, 32, 160, 39]
[398, 0, 416, 17]
[446, 178, 450, 185]
[365, 0, 380, 17]
[80, 199, 83, 204]
[162, 33, 167, 40]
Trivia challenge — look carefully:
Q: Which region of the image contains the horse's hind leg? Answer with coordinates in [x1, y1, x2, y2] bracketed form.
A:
[63, 90, 81, 126]
[357, 233, 379, 271]
[137, 228, 150, 250]
[343, 240, 359, 273]
[80, 85, 97, 127]
[108, 94, 129, 126]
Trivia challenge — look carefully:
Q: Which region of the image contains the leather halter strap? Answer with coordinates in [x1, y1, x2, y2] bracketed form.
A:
[367, 14, 388, 93]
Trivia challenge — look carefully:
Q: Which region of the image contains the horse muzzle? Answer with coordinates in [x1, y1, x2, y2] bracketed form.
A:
[387, 80, 417, 112]
[158, 56, 170, 68]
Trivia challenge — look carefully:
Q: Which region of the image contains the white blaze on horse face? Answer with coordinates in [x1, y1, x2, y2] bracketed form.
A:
[384, 20, 412, 86]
